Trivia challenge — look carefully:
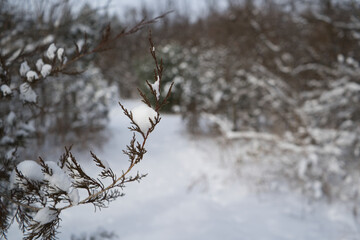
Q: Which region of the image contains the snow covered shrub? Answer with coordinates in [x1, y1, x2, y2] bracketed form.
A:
[38, 65, 117, 146]
[295, 75, 360, 207]
[1, 32, 172, 239]
[159, 44, 301, 134]
[210, 1, 360, 205]
[136, 42, 301, 133]
[0, 1, 115, 154]
[0, 1, 171, 238]
[290, 1, 360, 206]
[138, 0, 360, 212]
[301, 68, 360, 130]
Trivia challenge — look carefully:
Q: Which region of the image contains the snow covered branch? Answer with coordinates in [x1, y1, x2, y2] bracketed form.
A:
[2, 35, 171, 239]
[0, 2, 172, 238]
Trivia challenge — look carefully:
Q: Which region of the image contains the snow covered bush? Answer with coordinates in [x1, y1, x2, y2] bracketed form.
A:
[130, 0, 360, 212]
[141, 43, 301, 134]
[0, 1, 171, 238]
[182, 46, 302, 134]
[0, 1, 114, 158]
[204, 1, 360, 211]
[37, 65, 117, 146]
[1, 32, 171, 239]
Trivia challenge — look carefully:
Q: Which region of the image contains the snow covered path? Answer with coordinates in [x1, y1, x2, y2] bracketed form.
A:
[8, 101, 359, 239]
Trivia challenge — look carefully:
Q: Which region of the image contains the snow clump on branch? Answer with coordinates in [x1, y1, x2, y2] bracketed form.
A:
[19, 83, 37, 103]
[131, 104, 158, 134]
[33, 207, 58, 225]
[26, 71, 39, 82]
[44, 161, 72, 193]
[40, 64, 52, 78]
[1, 84, 12, 96]
[46, 43, 57, 60]
[9, 160, 44, 189]
[19, 61, 30, 76]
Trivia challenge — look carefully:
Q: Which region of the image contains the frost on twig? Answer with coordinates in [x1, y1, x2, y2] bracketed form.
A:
[3, 33, 172, 239]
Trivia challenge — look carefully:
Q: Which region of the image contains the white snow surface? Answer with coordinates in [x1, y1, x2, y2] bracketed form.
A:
[40, 64, 52, 78]
[19, 83, 37, 103]
[46, 43, 57, 60]
[33, 207, 57, 225]
[7, 100, 360, 239]
[131, 103, 157, 134]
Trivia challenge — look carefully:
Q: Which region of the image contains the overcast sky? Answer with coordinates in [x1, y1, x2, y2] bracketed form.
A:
[85, 0, 229, 21]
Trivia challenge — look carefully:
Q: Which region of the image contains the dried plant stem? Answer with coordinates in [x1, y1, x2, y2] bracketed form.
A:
[60, 132, 150, 211]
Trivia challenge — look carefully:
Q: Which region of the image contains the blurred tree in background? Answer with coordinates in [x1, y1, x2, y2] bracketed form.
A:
[126, 0, 360, 212]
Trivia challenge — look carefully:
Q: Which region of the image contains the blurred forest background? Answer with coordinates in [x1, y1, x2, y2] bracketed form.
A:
[1, 0, 360, 237]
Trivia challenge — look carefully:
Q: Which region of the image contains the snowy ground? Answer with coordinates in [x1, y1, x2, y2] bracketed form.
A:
[7, 100, 360, 240]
